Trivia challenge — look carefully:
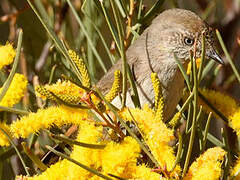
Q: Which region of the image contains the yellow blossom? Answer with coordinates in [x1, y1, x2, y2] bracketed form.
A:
[168, 112, 182, 128]
[68, 50, 91, 88]
[105, 70, 122, 102]
[0, 73, 27, 107]
[151, 73, 163, 111]
[183, 147, 226, 180]
[26, 160, 70, 180]
[101, 136, 140, 178]
[120, 105, 180, 175]
[231, 155, 240, 179]
[67, 122, 103, 179]
[0, 43, 16, 69]
[133, 164, 165, 180]
[0, 123, 11, 146]
[36, 80, 85, 100]
[10, 105, 88, 139]
[229, 109, 240, 136]
[187, 58, 201, 75]
[199, 88, 238, 118]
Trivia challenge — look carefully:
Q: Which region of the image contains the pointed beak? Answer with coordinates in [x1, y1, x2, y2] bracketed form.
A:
[207, 49, 224, 65]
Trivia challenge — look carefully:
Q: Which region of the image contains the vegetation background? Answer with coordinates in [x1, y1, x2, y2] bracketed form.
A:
[0, 0, 240, 179]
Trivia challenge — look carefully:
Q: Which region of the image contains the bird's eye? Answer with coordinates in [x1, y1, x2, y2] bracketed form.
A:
[184, 37, 194, 46]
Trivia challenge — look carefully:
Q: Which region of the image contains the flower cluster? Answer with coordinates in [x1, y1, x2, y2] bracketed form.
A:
[0, 43, 16, 69]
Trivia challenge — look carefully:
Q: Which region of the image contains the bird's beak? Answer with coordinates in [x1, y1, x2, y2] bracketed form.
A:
[207, 49, 224, 65]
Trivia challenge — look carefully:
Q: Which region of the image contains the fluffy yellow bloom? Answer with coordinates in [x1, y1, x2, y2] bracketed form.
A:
[199, 89, 238, 118]
[26, 160, 70, 180]
[0, 43, 16, 69]
[187, 58, 201, 75]
[231, 156, 240, 179]
[36, 80, 85, 100]
[101, 136, 140, 178]
[120, 105, 179, 175]
[199, 89, 240, 135]
[133, 164, 165, 180]
[0, 123, 11, 146]
[10, 105, 88, 139]
[183, 147, 226, 180]
[66, 122, 103, 180]
[229, 109, 240, 136]
[0, 73, 27, 107]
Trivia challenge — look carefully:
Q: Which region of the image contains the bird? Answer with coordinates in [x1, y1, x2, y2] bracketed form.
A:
[97, 8, 223, 121]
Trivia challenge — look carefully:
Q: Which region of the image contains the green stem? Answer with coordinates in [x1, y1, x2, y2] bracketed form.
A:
[201, 112, 212, 152]
[0, 105, 29, 115]
[0, 128, 30, 176]
[46, 145, 113, 180]
[0, 29, 23, 102]
[216, 29, 240, 83]
[95, 87, 160, 167]
[183, 53, 198, 176]
[50, 134, 106, 149]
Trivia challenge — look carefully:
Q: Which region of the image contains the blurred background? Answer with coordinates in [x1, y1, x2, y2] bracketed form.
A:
[0, 0, 240, 179]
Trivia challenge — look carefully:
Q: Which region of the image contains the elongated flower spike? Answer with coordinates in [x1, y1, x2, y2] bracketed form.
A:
[35, 85, 57, 101]
[105, 70, 122, 102]
[151, 73, 164, 122]
[68, 50, 91, 88]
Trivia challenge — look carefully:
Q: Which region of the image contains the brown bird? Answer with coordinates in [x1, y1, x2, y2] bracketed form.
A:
[97, 8, 223, 121]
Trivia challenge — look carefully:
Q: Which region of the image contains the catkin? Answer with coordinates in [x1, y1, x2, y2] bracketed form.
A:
[105, 70, 122, 102]
[68, 50, 91, 88]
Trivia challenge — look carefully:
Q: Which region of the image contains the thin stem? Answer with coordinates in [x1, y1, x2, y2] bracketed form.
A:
[0, 105, 29, 115]
[201, 112, 212, 152]
[66, 0, 107, 73]
[95, 87, 160, 167]
[171, 131, 183, 172]
[110, 0, 127, 108]
[216, 29, 240, 83]
[0, 128, 30, 176]
[50, 133, 106, 149]
[46, 145, 113, 180]
[183, 53, 198, 176]
[22, 142, 48, 171]
[0, 29, 23, 102]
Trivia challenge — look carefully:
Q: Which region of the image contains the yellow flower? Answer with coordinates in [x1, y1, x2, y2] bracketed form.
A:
[0, 73, 27, 107]
[36, 80, 85, 100]
[199, 88, 238, 118]
[67, 122, 103, 179]
[101, 136, 140, 178]
[0, 123, 11, 146]
[199, 89, 240, 135]
[10, 105, 88, 139]
[68, 50, 91, 88]
[26, 160, 70, 180]
[105, 70, 122, 102]
[151, 73, 164, 122]
[0, 43, 16, 69]
[183, 147, 226, 180]
[168, 112, 182, 128]
[187, 58, 201, 75]
[229, 109, 240, 136]
[231, 155, 240, 179]
[134, 164, 165, 180]
[120, 105, 179, 175]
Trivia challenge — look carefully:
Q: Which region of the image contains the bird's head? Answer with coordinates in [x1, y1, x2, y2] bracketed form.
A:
[148, 8, 223, 65]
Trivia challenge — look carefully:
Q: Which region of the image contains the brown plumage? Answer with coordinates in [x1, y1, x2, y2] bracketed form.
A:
[97, 8, 223, 121]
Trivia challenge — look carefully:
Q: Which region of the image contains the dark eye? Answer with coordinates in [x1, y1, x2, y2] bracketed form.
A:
[184, 37, 194, 46]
